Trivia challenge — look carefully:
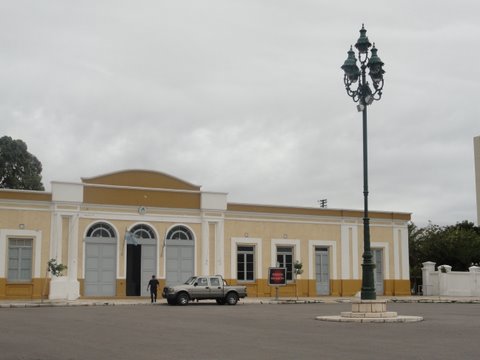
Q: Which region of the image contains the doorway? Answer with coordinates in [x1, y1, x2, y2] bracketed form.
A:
[84, 222, 117, 297]
[315, 247, 330, 295]
[125, 224, 157, 297]
[165, 225, 195, 286]
[373, 248, 384, 295]
[126, 244, 141, 296]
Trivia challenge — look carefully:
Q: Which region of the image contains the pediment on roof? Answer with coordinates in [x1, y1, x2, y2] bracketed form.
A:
[81, 169, 201, 191]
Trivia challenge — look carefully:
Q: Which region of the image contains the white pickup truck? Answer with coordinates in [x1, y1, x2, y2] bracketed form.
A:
[162, 275, 247, 306]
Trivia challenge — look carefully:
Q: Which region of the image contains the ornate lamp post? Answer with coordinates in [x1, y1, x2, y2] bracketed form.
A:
[341, 24, 385, 301]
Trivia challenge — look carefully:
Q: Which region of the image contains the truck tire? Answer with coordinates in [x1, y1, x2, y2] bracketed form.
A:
[167, 298, 176, 305]
[176, 292, 189, 306]
[225, 292, 238, 305]
[216, 298, 226, 305]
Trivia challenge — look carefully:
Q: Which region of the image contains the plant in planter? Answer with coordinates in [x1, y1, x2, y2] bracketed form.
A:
[42, 259, 68, 302]
[47, 258, 67, 277]
[294, 260, 304, 299]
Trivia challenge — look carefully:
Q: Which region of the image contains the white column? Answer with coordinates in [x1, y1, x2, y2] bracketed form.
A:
[215, 220, 224, 275]
[400, 227, 410, 280]
[469, 266, 480, 296]
[438, 265, 451, 296]
[393, 228, 400, 279]
[422, 261, 436, 296]
[67, 215, 80, 300]
[51, 213, 62, 261]
[341, 224, 351, 279]
[201, 220, 209, 275]
[351, 225, 359, 279]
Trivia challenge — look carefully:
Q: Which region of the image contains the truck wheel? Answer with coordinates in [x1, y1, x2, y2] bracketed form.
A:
[167, 298, 176, 305]
[216, 298, 226, 305]
[225, 292, 238, 305]
[176, 293, 189, 306]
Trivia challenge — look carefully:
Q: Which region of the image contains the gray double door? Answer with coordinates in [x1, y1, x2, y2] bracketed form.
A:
[165, 239, 194, 286]
[85, 237, 117, 296]
[315, 247, 330, 295]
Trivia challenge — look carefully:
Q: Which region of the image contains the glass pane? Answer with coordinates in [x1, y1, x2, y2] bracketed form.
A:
[9, 248, 19, 258]
[246, 271, 254, 281]
[8, 269, 18, 280]
[277, 247, 291, 253]
[21, 259, 31, 268]
[238, 246, 254, 252]
[277, 255, 283, 266]
[167, 226, 193, 240]
[9, 259, 19, 269]
[20, 269, 32, 281]
[286, 269, 293, 281]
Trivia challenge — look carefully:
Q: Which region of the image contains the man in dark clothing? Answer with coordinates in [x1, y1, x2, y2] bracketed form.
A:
[147, 275, 160, 303]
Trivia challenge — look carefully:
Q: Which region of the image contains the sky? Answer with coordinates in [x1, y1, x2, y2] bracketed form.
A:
[1, 0, 479, 226]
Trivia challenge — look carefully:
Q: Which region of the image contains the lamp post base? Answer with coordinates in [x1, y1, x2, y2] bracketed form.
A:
[361, 257, 376, 300]
[316, 300, 423, 323]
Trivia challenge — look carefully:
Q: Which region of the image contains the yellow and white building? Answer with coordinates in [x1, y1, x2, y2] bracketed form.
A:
[0, 169, 411, 300]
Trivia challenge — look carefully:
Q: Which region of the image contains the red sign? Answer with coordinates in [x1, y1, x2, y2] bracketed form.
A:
[268, 267, 287, 286]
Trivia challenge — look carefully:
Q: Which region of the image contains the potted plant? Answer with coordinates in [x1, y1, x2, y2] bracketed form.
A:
[48, 259, 67, 277]
[47, 259, 68, 300]
[294, 260, 304, 299]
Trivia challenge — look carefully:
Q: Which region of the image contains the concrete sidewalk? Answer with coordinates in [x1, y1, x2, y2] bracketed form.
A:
[1, 295, 480, 308]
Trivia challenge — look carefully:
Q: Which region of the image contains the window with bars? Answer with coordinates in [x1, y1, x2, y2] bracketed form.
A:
[167, 226, 193, 240]
[130, 224, 156, 239]
[276, 246, 293, 281]
[86, 222, 116, 238]
[237, 245, 255, 281]
[8, 238, 33, 282]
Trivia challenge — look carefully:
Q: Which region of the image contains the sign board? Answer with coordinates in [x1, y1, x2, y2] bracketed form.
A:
[268, 267, 287, 286]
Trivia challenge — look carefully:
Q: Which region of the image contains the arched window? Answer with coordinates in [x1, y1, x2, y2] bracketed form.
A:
[130, 224, 156, 239]
[86, 222, 116, 238]
[167, 226, 194, 240]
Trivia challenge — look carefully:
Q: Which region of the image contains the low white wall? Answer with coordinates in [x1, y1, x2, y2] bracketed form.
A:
[422, 261, 480, 296]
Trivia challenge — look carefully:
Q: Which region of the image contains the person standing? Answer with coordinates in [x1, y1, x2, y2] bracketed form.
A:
[147, 275, 160, 303]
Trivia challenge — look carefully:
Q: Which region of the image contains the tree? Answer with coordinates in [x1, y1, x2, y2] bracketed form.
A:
[409, 220, 480, 276]
[0, 136, 44, 190]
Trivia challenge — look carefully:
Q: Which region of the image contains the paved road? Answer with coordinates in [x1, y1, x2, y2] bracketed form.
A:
[1, 302, 479, 360]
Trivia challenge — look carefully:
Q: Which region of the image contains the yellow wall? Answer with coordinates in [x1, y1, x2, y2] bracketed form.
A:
[0, 206, 52, 299]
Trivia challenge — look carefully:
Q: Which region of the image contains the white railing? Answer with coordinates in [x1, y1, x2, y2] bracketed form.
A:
[422, 261, 480, 296]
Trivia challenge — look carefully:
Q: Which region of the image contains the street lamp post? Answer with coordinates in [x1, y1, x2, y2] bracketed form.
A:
[341, 24, 385, 301]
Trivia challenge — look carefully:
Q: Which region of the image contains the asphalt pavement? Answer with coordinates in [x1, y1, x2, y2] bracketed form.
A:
[1, 300, 479, 360]
[1, 295, 479, 308]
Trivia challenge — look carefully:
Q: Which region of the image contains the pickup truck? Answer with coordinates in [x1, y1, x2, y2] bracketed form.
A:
[162, 275, 247, 306]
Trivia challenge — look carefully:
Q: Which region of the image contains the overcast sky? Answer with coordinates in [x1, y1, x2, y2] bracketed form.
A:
[1, 0, 479, 226]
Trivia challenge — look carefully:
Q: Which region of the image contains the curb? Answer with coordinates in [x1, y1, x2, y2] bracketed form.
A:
[1, 297, 480, 308]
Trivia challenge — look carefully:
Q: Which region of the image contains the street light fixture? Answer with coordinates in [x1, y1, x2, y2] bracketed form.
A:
[341, 24, 385, 301]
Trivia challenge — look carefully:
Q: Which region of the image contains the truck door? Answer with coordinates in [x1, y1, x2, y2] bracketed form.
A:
[190, 277, 209, 299]
[209, 277, 223, 298]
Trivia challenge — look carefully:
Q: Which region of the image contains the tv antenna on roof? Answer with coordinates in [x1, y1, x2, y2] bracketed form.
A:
[317, 199, 327, 208]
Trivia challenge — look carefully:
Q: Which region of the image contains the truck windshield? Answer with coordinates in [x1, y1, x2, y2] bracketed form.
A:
[184, 277, 197, 285]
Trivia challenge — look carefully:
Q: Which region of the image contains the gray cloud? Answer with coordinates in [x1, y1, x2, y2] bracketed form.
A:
[1, 0, 479, 225]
